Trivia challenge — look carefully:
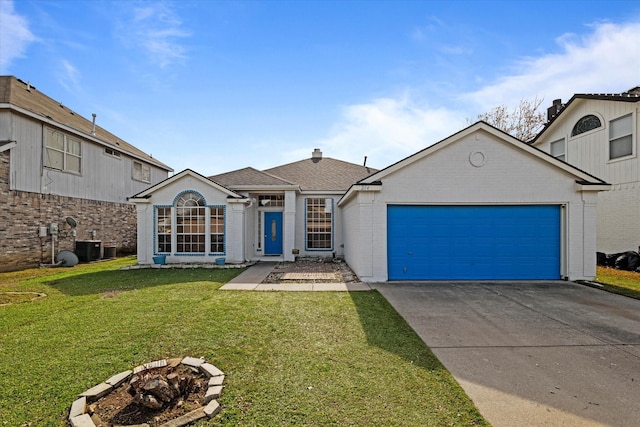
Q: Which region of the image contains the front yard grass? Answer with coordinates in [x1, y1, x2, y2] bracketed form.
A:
[594, 266, 640, 299]
[0, 258, 487, 426]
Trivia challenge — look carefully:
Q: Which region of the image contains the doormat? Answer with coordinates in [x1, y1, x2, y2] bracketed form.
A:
[281, 272, 337, 280]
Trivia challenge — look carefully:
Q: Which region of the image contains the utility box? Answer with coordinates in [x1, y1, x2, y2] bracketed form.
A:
[75, 240, 102, 262]
[102, 245, 116, 259]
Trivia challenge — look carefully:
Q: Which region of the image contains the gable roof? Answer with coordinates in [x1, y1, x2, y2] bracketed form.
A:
[210, 151, 378, 192]
[0, 75, 172, 172]
[129, 169, 245, 202]
[531, 86, 640, 144]
[340, 121, 609, 206]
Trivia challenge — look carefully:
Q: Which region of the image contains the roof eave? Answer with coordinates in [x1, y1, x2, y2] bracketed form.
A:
[338, 182, 382, 206]
[574, 181, 611, 192]
[223, 184, 301, 192]
[0, 102, 173, 172]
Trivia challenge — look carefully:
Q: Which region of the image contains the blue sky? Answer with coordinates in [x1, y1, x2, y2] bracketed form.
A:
[1, 0, 639, 175]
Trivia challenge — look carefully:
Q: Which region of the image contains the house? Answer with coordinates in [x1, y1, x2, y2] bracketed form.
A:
[131, 122, 608, 282]
[129, 149, 377, 265]
[531, 88, 640, 254]
[340, 122, 608, 282]
[0, 76, 173, 271]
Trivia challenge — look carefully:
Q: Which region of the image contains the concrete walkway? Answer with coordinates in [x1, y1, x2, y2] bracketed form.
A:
[219, 262, 371, 291]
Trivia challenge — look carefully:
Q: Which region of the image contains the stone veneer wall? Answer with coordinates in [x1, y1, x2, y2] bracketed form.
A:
[0, 151, 137, 272]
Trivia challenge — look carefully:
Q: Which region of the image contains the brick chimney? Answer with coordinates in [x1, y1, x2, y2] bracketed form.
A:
[547, 99, 563, 121]
[312, 148, 323, 159]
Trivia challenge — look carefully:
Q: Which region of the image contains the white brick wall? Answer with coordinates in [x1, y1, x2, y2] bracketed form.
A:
[341, 127, 603, 282]
[597, 183, 640, 253]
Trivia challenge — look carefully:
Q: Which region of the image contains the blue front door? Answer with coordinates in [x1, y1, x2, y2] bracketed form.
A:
[264, 212, 283, 255]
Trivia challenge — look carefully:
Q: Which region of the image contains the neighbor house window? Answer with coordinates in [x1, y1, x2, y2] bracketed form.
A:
[133, 161, 151, 183]
[176, 192, 205, 253]
[104, 147, 121, 158]
[609, 114, 633, 160]
[210, 207, 225, 254]
[550, 138, 565, 161]
[44, 128, 81, 173]
[571, 114, 602, 136]
[156, 207, 171, 253]
[306, 198, 333, 250]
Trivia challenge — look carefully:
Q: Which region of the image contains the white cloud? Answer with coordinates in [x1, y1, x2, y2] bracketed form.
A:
[0, 0, 37, 71]
[309, 93, 466, 169]
[57, 59, 81, 93]
[466, 21, 640, 111]
[313, 20, 640, 170]
[118, 2, 191, 68]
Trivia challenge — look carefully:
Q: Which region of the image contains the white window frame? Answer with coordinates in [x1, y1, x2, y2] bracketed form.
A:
[153, 192, 226, 256]
[550, 138, 565, 161]
[155, 206, 172, 253]
[305, 198, 333, 251]
[44, 127, 82, 174]
[133, 161, 151, 183]
[104, 147, 121, 158]
[609, 113, 634, 160]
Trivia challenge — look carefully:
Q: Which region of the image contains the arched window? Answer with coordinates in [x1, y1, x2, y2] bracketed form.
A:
[176, 192, 206, 253]
[571, 115, 602, 136]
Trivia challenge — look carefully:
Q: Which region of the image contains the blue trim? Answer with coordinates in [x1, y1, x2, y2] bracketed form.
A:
[304, 197, 334, 252]
[172, 189, 207, 206]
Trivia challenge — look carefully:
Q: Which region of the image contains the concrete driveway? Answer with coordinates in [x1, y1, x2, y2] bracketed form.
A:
[373, 281, 640, 427]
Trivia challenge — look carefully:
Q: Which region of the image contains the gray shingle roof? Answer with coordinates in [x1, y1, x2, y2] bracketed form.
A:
[210, 167, 295, 187]
[0, 75, 172, 171]
[210, 154, 378, 192]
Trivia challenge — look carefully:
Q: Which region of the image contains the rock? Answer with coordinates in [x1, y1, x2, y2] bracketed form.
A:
[106, 370, 133, 388]
[199, 363, 224, 378]
[181, 356, 205, 367]
[143, 375, 177, 402]
[69, 414, 95, 427]
[167, 372, 181, 395]
[134, 393, 163, 410]
[208, 375, 225, 387]
[80, 383, 113, 402]
[157, 408, 206, 427]
[68, 396, 86, 420]
[204, 400, 221, 418]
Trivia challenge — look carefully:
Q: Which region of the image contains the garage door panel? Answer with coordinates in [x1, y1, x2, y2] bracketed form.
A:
[387, 205, 561, 280]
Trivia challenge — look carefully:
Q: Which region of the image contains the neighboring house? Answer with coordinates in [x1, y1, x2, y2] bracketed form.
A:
[132, 123, 608, 282]
[0, 76, 172, 271]
[129, 149, 377, 264]
[531, 87, 640, 254]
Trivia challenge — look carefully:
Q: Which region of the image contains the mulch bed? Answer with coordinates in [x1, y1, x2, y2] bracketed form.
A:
[263, 258, 359, 284]
[89, 365, 207, 426]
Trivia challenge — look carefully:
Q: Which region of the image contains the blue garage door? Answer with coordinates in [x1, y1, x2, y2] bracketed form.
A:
[387, 205, 561, 280]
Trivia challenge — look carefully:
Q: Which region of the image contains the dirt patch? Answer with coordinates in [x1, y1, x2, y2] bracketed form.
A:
[0, 291, 46, 306]
[263, 257, 359, 284]
[89, 365, 207, 426]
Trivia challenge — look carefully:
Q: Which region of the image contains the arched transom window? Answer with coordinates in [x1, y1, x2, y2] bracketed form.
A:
[571, 115, 602, 136]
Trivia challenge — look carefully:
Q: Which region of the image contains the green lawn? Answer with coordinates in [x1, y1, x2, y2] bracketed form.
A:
[0, 258, 487, 426]
[595, 266, 640, 299]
